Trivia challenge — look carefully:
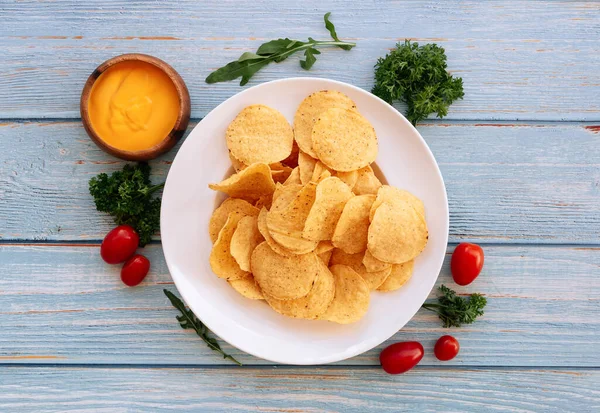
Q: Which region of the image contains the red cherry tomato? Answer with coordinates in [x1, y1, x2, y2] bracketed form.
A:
[121, 254, 150, 287]
[451, 242, 484, 286]
[100, 225, 139, 264]
[434, 335, 460, 361]
[379, 341, 424, 374]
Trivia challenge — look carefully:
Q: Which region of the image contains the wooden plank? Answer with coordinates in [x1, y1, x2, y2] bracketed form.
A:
[1, 1, 599, 120]
[0, 366, 598, 412]
[1, 244, 598, 366]
[1, 121, 599, 243]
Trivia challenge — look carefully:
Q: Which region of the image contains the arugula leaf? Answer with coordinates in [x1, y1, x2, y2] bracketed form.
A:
[421, 285, 487, 328]
[164, 289, 242, 366]
[205, 13, 355, 86]
[372, 40, 464, 125]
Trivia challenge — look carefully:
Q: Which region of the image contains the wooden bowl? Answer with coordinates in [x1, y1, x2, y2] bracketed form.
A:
[80, 53, 191, 161]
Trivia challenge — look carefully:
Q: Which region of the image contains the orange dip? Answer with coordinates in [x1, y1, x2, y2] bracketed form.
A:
[88, 60, 180, 152]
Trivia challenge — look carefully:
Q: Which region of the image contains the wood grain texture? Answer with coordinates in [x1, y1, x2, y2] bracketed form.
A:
[1, 121, 599, 243]
[1, 1, 599, 120]
[0, 366, 598, 412]
[1, 244, 598, 366]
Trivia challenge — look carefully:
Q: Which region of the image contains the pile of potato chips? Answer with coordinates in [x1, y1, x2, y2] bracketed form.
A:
[208, 90, 428, 324]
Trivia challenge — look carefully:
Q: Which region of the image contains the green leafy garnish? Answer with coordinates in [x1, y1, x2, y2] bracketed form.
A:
[164, 289, 242, 366]
[372, 40, 464, 125]
[421, 285, 487, 328]
[206, 12, 355, 86]
[88, 163, 163, 246]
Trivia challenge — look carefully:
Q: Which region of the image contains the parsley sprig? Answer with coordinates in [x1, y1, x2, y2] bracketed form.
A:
[372, 40, 464, 125]
[164, 290, 242, 366]
[422, 285, 487, 328]
[206, 12, 355, 86]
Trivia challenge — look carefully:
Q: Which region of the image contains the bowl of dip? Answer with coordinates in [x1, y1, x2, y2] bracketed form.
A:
[81, 53, 191, 160]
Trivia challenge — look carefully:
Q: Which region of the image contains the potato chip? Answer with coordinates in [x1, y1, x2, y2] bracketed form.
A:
[312, 108, 378, 172]
[336, 170, 359, 189]
[311, 161, 332, 183]
[331, 194, 375, 254]
[283, 167, 301, 186]
[226, 104, 293, 165]
[377, 260, 414, 292]
[253, 194, 273, 210]
[298, 151, 317, 185]
[265, 258, 335, 319]
[229, 151, 247, 172]
[282, 140, 300, 168]
[318, 250, 333, 266]
[321, 264, 370, 324]
[230, 215, 264, 272]
[368, 201, 428, 264]
[315, 240, 334, 254]
[369, 185, 425, 221]
[257, 208, 294, 257]
[228, 274, 264, 300]
[329, 249, 391, 290]
[251, 242, 320, 300]
[209, 212, 250, 280]
[293, 90, 356, 158]
[303, 177, 354, 241]
[270, 163, 293, 184]
[209, 163, 276, 202]
[353, 165, 382, 195]
[362, 249, 392, 273]
[209, 198, 259, 243]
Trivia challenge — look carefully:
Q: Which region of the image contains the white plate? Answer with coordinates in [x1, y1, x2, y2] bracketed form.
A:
[161, 77, 448, 365]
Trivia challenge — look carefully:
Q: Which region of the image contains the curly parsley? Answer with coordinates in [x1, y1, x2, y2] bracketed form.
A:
[422, 285, 487, 328]
[372, 40, 464, 125]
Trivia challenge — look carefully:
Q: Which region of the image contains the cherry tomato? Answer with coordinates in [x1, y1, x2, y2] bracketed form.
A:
[379, 341, 424, 374]
[434, 335, 460, 361]
[451, 242, 484, 286]
[100, 225, 139, 264]
[121, 254, 150, 287]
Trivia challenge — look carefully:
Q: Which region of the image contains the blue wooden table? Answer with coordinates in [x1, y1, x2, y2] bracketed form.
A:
[1, 1, 599, 411]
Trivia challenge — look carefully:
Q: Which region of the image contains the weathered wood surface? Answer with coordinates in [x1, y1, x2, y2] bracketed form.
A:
[0, 366, 598, 412]
[1, 121, 599, 243]
[1, 1, 599, 120]
[1, 244, 598, 367]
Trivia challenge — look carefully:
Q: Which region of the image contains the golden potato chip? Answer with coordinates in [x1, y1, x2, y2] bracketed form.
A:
[282, 140, 300, 168]
[368, 201, 428, 264]
[369, 185, 425, 221]
[270, 163, 293, 184]
[257, 208, 294, 257]
[329, 249, 391, 290]
[377, 260, 414, 292]
[362, 249, 392, 273]
[226, 104, 293, 165]
[229, 151, 247, 172]
[209, 212, 250, 280]
[293, 90, 356, 158]
[353, 165, 382, 195]
[230, 215, 264, 272]
[312, 108, 378, 172]
[318, 250, 333, 266]
[253, 194, 273, 210]
[228, 274, 264, 300]
[209, 163, 276, 202]
[336, 170, 359, 188]
[209, 198, 259, 243]
[303, 177, 354, 241]
[283, 167, 301, 186]
[311, 161, 332, 182]
[321, 264, 370, 324]
[251, 242, 320, 300]
[331, 194, 375, 254]
[315, 240, 334, 254]
[298, 151, 317, 185]
[265, 258, 335, 319]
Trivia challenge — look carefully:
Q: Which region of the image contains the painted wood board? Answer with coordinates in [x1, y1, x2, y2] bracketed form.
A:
[1, 1, 599, 120]
[0, 366, 598, 412]
[1, 121, 599, 243]
[1, 244, 598, 366]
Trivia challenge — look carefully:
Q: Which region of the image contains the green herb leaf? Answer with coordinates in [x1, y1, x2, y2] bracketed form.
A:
[205, 13, 355, 86]
[372, 40, 464, 125]
[164, 289, 242, 366]
[324, 12, 353, 50]
[421, 285, 487, 328]
[88, 163, 163, 246]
